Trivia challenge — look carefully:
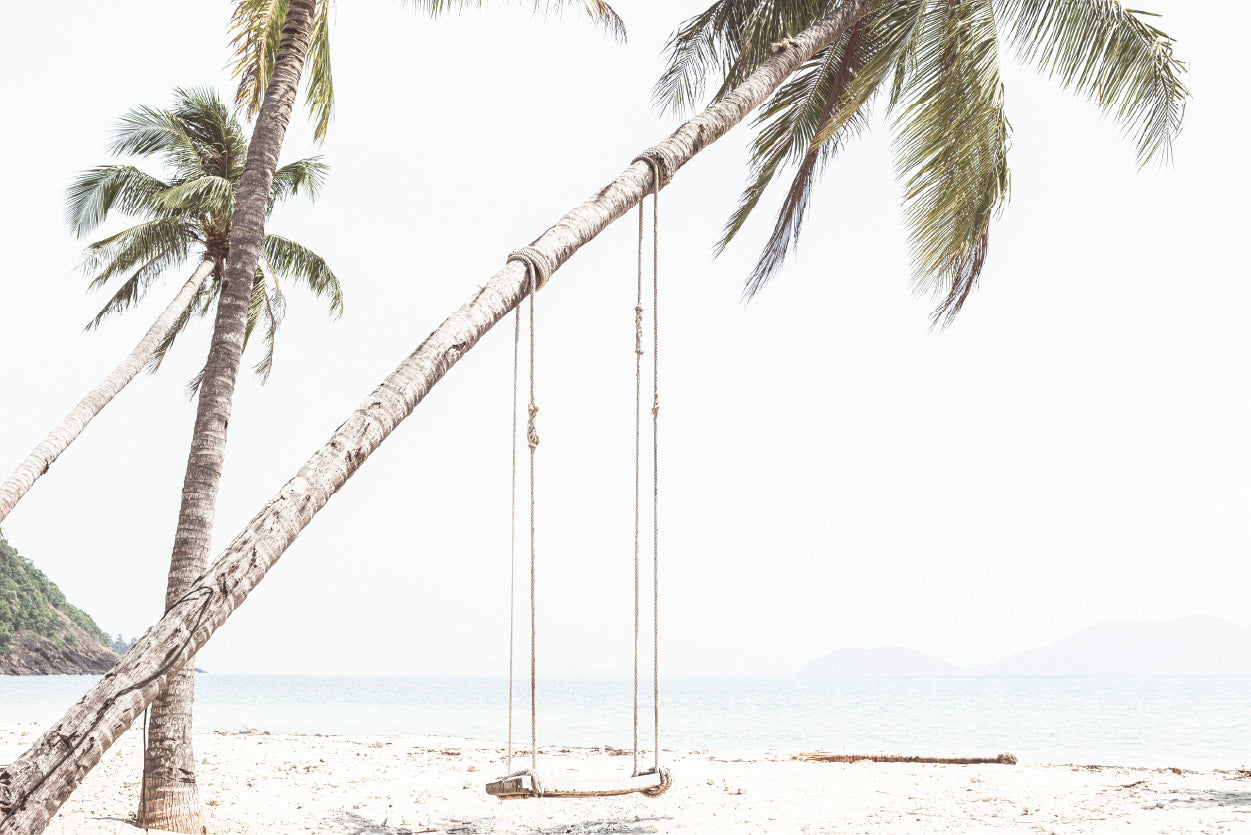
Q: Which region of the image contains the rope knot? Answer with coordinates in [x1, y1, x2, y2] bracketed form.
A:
[527, 403, 540, 452]
[639, 766, 673, 798]
[508, 246, 555, 291]
[499, 768, 545, 798]
[632, 146, 679, 190]
[635, 306, 645, 356]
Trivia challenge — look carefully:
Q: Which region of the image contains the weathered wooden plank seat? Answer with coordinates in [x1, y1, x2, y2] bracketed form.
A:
[486, 767, 671, 800]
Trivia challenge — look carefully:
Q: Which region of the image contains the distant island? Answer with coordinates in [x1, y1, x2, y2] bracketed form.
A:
[0, 529, 117, 675]
[799, 615, 1251, 677]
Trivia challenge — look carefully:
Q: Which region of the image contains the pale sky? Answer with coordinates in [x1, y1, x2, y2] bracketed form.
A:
[0, 1, 1246, 676]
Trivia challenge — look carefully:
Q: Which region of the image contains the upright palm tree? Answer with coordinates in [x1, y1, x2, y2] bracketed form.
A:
[654, 0, 1187, 324]
[132, 2, 622, 831]
[64, 85, 342, 834]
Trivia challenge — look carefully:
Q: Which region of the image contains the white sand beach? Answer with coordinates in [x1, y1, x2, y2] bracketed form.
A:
[3, 724, 1248, 834]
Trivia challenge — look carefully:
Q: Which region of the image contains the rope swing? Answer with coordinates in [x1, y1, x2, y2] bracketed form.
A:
[488, 152, 675, 801]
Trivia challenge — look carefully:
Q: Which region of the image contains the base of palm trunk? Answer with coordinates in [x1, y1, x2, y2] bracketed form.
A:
[136, 665, 209, 834]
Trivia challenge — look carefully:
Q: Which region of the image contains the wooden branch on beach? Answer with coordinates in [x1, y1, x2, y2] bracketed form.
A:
[795, 752, 1018, 765]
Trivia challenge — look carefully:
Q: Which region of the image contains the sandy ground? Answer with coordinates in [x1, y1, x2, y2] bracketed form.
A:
[3, 724, 1249, 834]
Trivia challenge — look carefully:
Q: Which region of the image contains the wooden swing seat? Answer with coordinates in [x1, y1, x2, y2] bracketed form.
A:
[486, 768, 671, 800]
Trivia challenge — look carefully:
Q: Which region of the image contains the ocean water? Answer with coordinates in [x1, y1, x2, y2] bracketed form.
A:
[2, 675, 1249, 770]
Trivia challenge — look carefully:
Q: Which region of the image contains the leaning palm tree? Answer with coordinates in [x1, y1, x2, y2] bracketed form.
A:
[64, 85, 342, 834]
[0, 2, 1187, 833]
[132, 2, 622, 831]
[653, 0, 1187, 324]
[0, 270, 208, 526]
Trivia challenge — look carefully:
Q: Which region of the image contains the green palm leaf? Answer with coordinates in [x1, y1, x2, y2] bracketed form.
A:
[261, 233, 342, 318]
[65, 167, 172, 238]
[996, 0, 1186, 165]
[892, 0, 1010, 325]
[723, 26, 875, 290]
[653, 0, 828, 117]
[70, 87, 343, 381]
[82, 217, 197, 289]
[730, 2, 931, 297]
[85, 250, 202, 331]
[270, 157, 329, 209]
[229, 0, 288, 123]
[657, 0, 1186, 324]
[158, 176, 236, 220]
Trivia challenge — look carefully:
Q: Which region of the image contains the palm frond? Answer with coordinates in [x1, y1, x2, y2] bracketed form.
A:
[261, 233, 343, 318]
[84, 249, 198, 330]
[158, 176, 236, 221]
[732, 20, 880, 297]
[653, 0, 828, 116]
[270, 157, 329, 209]
[228, 0, 288, 120]
[996, 0, 1187, 165]
[304, 0, 336, 142]
[107, 105, 193, 158]
[71, 86, 337, 374]
[65, 166, 172, 238]
[229, 0, 337, 141]
[720, 37, 854, 252]
[245, 262, 288, 381]
[728, 2, 929, 298]
[166, 87, 248, 180]
[892, 0, 1010, 326]
[81, 218, 196, 289]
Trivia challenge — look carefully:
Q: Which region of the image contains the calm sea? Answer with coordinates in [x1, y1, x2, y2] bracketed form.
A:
[2, 675, 1248, 770]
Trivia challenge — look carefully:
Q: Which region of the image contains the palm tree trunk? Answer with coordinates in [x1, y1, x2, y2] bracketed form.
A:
[0, 261, 214, 525]
[0, 3, 872, 832]
[134, 3, 316, 833]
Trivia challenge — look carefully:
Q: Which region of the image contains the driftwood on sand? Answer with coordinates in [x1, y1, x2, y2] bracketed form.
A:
[795, 752, 1019, 765]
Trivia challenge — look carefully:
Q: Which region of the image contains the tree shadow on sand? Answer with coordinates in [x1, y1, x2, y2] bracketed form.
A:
[319, 810, 671, 834]
[1162, 789, 1251, 809]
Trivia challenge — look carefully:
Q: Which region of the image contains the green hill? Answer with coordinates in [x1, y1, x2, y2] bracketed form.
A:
[0, 529, 117, 675]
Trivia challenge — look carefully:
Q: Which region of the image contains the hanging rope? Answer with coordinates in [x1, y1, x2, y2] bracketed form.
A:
[492, 167, 673, 797]
[506, 246, 551, 778]
[507, 300, 519, 773]
[630, 148, 670, 779]
[632, 184, 644, 780]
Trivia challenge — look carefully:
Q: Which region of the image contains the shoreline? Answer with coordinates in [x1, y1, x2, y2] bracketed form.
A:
[4, 724, 1247, 834]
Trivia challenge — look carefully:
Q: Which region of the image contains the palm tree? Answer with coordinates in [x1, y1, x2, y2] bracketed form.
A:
[62, 85, 342, 834]
[653, 0, 1188, 325]
[132, 2, 622, 830]
[0, 86, 340, 530]
[67, 88, 341, 384]
[0, 3, 1187, 833]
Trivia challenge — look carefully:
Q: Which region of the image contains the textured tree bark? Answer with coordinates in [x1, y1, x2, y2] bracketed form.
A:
[134, 3, 316, 833]
[0, 261, 214, 526]
[0, 3, 872, 833]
